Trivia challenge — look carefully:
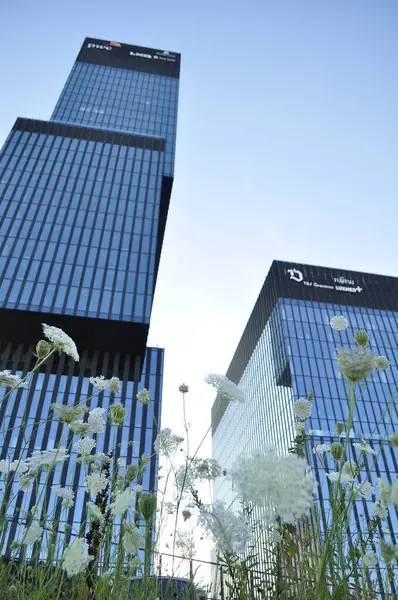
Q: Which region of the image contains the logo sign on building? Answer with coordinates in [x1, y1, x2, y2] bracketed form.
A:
[286, 268, 363, 294]
[77, 38, 180, 78]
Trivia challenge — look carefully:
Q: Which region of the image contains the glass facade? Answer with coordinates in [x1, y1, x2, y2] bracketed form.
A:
[0, 120, 164, 324]
[212, 261, 398, 589]
[52, 62, 179, 177]
[0, 343, 163, 557]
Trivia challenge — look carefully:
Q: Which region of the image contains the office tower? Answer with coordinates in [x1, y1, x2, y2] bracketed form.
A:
[212, 260, 398, 590]
[0, 38, 180, 554]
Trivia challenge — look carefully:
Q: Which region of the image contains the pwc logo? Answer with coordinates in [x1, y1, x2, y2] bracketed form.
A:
[87, 41, 121, 51]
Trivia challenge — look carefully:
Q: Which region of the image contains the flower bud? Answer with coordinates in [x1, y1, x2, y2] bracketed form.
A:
[375, 355, 390, 370]
[34, 340, 53, 360]
[330, 442, 344, 461]
[139, 492, 157, 521]
[336, 347, 375, 382]
[336, 422, 345, 436]
[354, 331, 369, 348]
[390, 432, 398, 447]
[179, 383, 189, 394]
[108, 403, 127, 425]
[10, 541, 20, 551]
[380, 539, 398, 565]
[125, 465, 139, 482]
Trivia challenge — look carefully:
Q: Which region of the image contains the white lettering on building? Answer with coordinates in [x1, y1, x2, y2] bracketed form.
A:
[129, 51, 152, 59]
[87, 43, 112, 51]
[286, 269, 363, 294]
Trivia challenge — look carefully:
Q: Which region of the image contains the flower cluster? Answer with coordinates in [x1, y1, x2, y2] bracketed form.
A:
[230, 449, 315, 524]
[293, 398, 312, 420]
[75, 437, 96, 456]
[42, 324, 79, 362]
[62, 538, 93, 577]
[108, 403, 127, 425]
[51, 403, 87, 424]
[87, 407, 106, 434]
[198, 501, 251, 555]
[52, 485, 75, 508]
[89, 375, 120, 394]
[0, 459, 28, 474]
[205, 373, 245, 403]
[25, 448, 69, 472]
[0, 370, 27, 389]
[110, 488, 134, 516]
[122, 523, 143, 555]
[86, 472, 108, 495]
[137, 388, 151, 405]
[154, 428, 184, 455]
[19, 525, 43, 546]
[192, 458, 222, 481]
[330, 315, 349, 331]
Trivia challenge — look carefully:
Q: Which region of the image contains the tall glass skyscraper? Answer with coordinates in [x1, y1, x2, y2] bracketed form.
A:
[0, 38, 180, 554]
[212, 260, 398, 592]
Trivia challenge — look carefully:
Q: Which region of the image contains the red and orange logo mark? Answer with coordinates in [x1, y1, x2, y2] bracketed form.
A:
[109, 41, 121, 47]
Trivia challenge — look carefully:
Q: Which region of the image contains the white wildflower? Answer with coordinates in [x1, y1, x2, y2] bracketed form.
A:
[353, 439, 377, 456]
[372, 501, 388, 520]
[0, 459, 28, 474]
[110, 488, 134, 516]
[87, 407, 106, 434]
[87, 502, 104, 522]
[355, 482, 375, 498]
[341, 460, 358, 482]
[19, 525, 43, 546]
[52, 403, 87, 424]
[42, 324, 79, 362]
[175, 530, 196, 559]
[192, 458, 222, 481]
[205, 373, 245, 403]
[389, 483, 398, 506]
[175, 464, 196, 494]
[375, 355, 390, 370]
[293, 398, 312, 420]
[137, 388, 151, 405]
[154, 428, 184, 455]
[230, 450, 315, 524]
[68, 421, 89, 436]
[327, 472, 354, 484]
[330, 316, 349, 331]
[117, 457, 126, 468]
[25, 448, 69, 472]
[86, 472, 108, 495]
[199, 501, 251, 554]
[313, 444, 330, 455]
[362, 551, 378, 568]
[122, 523, 143, 555]
[62, 538, 92, 577]
[336, 347, 375, 382]
[19, 474, 33, 491]
[52, 485, 75, 508]
[0, 370, 28, 389]
[0, 460, 10, 473]
[89, 375, 120, 394]
[75, 437, 96, 456]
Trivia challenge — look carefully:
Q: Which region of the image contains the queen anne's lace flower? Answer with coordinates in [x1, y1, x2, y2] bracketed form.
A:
[62, 538, 93, 577]
[110, 488, 134, 516]
[0, 459, 28, 474]
[68, 421, 89, 436]
[362, 551, 378, 568]
[175, 464, 196, 493]
[336, 347, 375, 382]
[108, 403, 127, 425]
[330, 316, 349, 331]
[154, 428, 184, 455]
[75, 437, 96, 456]
[175, 530, 196, 559]
[375, 355, 390, 370]
[205, 374, 245, 403]
[199, 501, 251, 555]
[19, 474, 33, 491]
[230, 450, 315, 524]
[19, 525, 43, 546]
[52, 485, 75, 508]
[327, 472, 353, 484]
[122, 523, 143, 555]
[341, 460, 358, 482]
[293, 398, 312, 420]
[355, 482, 375, 498]
[353, 439, 377, 456]
[87, 407, 106, 434]
[192, 458, 222, 481]
[42, 324, 79, 362]
[89, 375, 120, 394]
[86, 472, 108, 495]
[313, 444, 330, 454]
[0, 370, 28, 389]
[372, 501, 388, 520]
[26, 448, 69, 472]
[51, 403, 87, 424]
[87, 502, 104, 522]
[137, 388, 151, 405]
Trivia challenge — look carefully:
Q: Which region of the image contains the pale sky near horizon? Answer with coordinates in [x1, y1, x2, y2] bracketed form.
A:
[1, 0, 398, 567]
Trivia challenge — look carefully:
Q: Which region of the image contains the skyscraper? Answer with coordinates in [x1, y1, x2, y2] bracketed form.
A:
[212, 260, 398, 591]
[0, 38, 180, 554]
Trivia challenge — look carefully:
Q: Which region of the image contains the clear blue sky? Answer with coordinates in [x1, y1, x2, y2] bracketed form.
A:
[1, 0, 398, 559]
